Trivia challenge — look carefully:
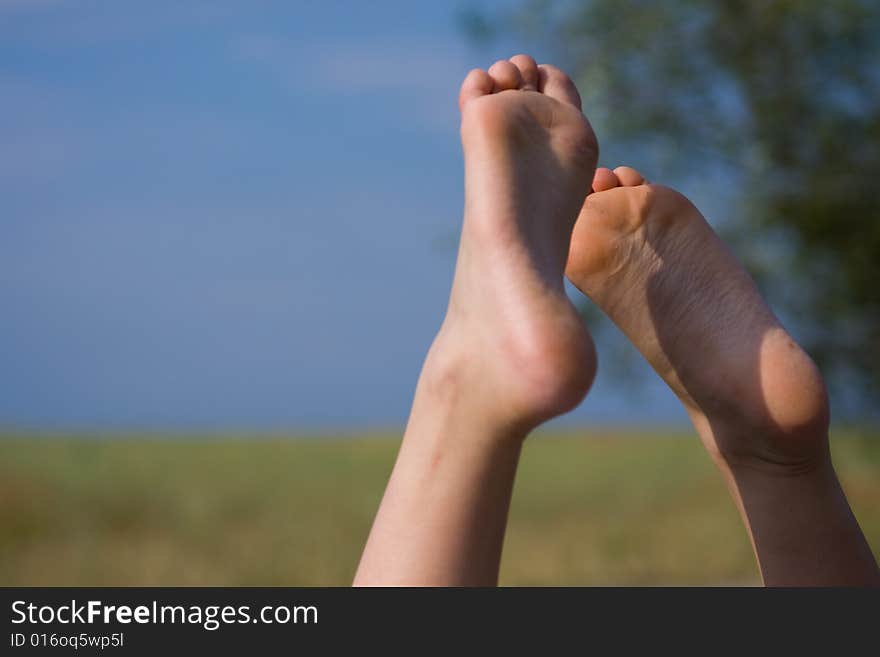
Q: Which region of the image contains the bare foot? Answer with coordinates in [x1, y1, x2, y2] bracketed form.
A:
[565, 166, 829, 470]
[354, 58, 600, 585]
[565, 167, 880, 586]
[427, 55, 600, 431]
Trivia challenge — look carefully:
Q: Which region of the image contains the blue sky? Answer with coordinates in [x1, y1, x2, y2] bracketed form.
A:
[0, 1, 685, 430]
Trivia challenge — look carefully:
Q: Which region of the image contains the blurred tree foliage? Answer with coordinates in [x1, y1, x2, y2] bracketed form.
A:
[462, 0, 880, 411]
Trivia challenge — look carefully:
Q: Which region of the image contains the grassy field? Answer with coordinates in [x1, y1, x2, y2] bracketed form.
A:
[1, 429, 878, 586]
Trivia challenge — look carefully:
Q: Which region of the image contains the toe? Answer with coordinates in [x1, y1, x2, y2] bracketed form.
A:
[459, 68, 494, 110]
[612, 166, 646, 186]
[537, 64, 582, 109]
[488, 59, 524, 92]
[592, 167, 620, 192]
[509, 54, 539, 91]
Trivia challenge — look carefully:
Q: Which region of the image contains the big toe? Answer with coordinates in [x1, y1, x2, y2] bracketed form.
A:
[613, 166, 647, 186]
[592, 167, 620, 192]
[537, 64, 582, 109]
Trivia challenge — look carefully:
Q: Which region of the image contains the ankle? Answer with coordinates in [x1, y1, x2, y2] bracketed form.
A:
[498, 308, 597, 427]
[717, 427, 831, 478]
[422, 310, 596, 436]
[411, 339, 528, 448]
[697, 388, 831, 478]
[687, 326, 831, 473]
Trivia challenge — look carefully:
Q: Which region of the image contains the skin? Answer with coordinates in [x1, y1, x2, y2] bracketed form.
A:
[355, 55, 879, 586]
[566, 167, 880, 586]
[354, 55, 598, 585]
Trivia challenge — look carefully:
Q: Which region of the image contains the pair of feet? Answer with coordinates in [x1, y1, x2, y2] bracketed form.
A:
[439, 54, 828, 470]
[355, 56, 878, 586]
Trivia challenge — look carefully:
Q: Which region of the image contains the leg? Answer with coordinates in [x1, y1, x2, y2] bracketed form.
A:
[566, 166, 879, 585]
[354, 56, 598, 585]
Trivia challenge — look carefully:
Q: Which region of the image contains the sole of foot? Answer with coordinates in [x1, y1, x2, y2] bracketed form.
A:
[426, 56, 600, 433]
[565, 166, 829, 471]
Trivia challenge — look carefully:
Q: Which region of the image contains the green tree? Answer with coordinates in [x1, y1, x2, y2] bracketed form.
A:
[464, 0, 880, 413]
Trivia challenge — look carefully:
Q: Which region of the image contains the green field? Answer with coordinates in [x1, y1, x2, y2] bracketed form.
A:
[2, 430, 878, 586]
